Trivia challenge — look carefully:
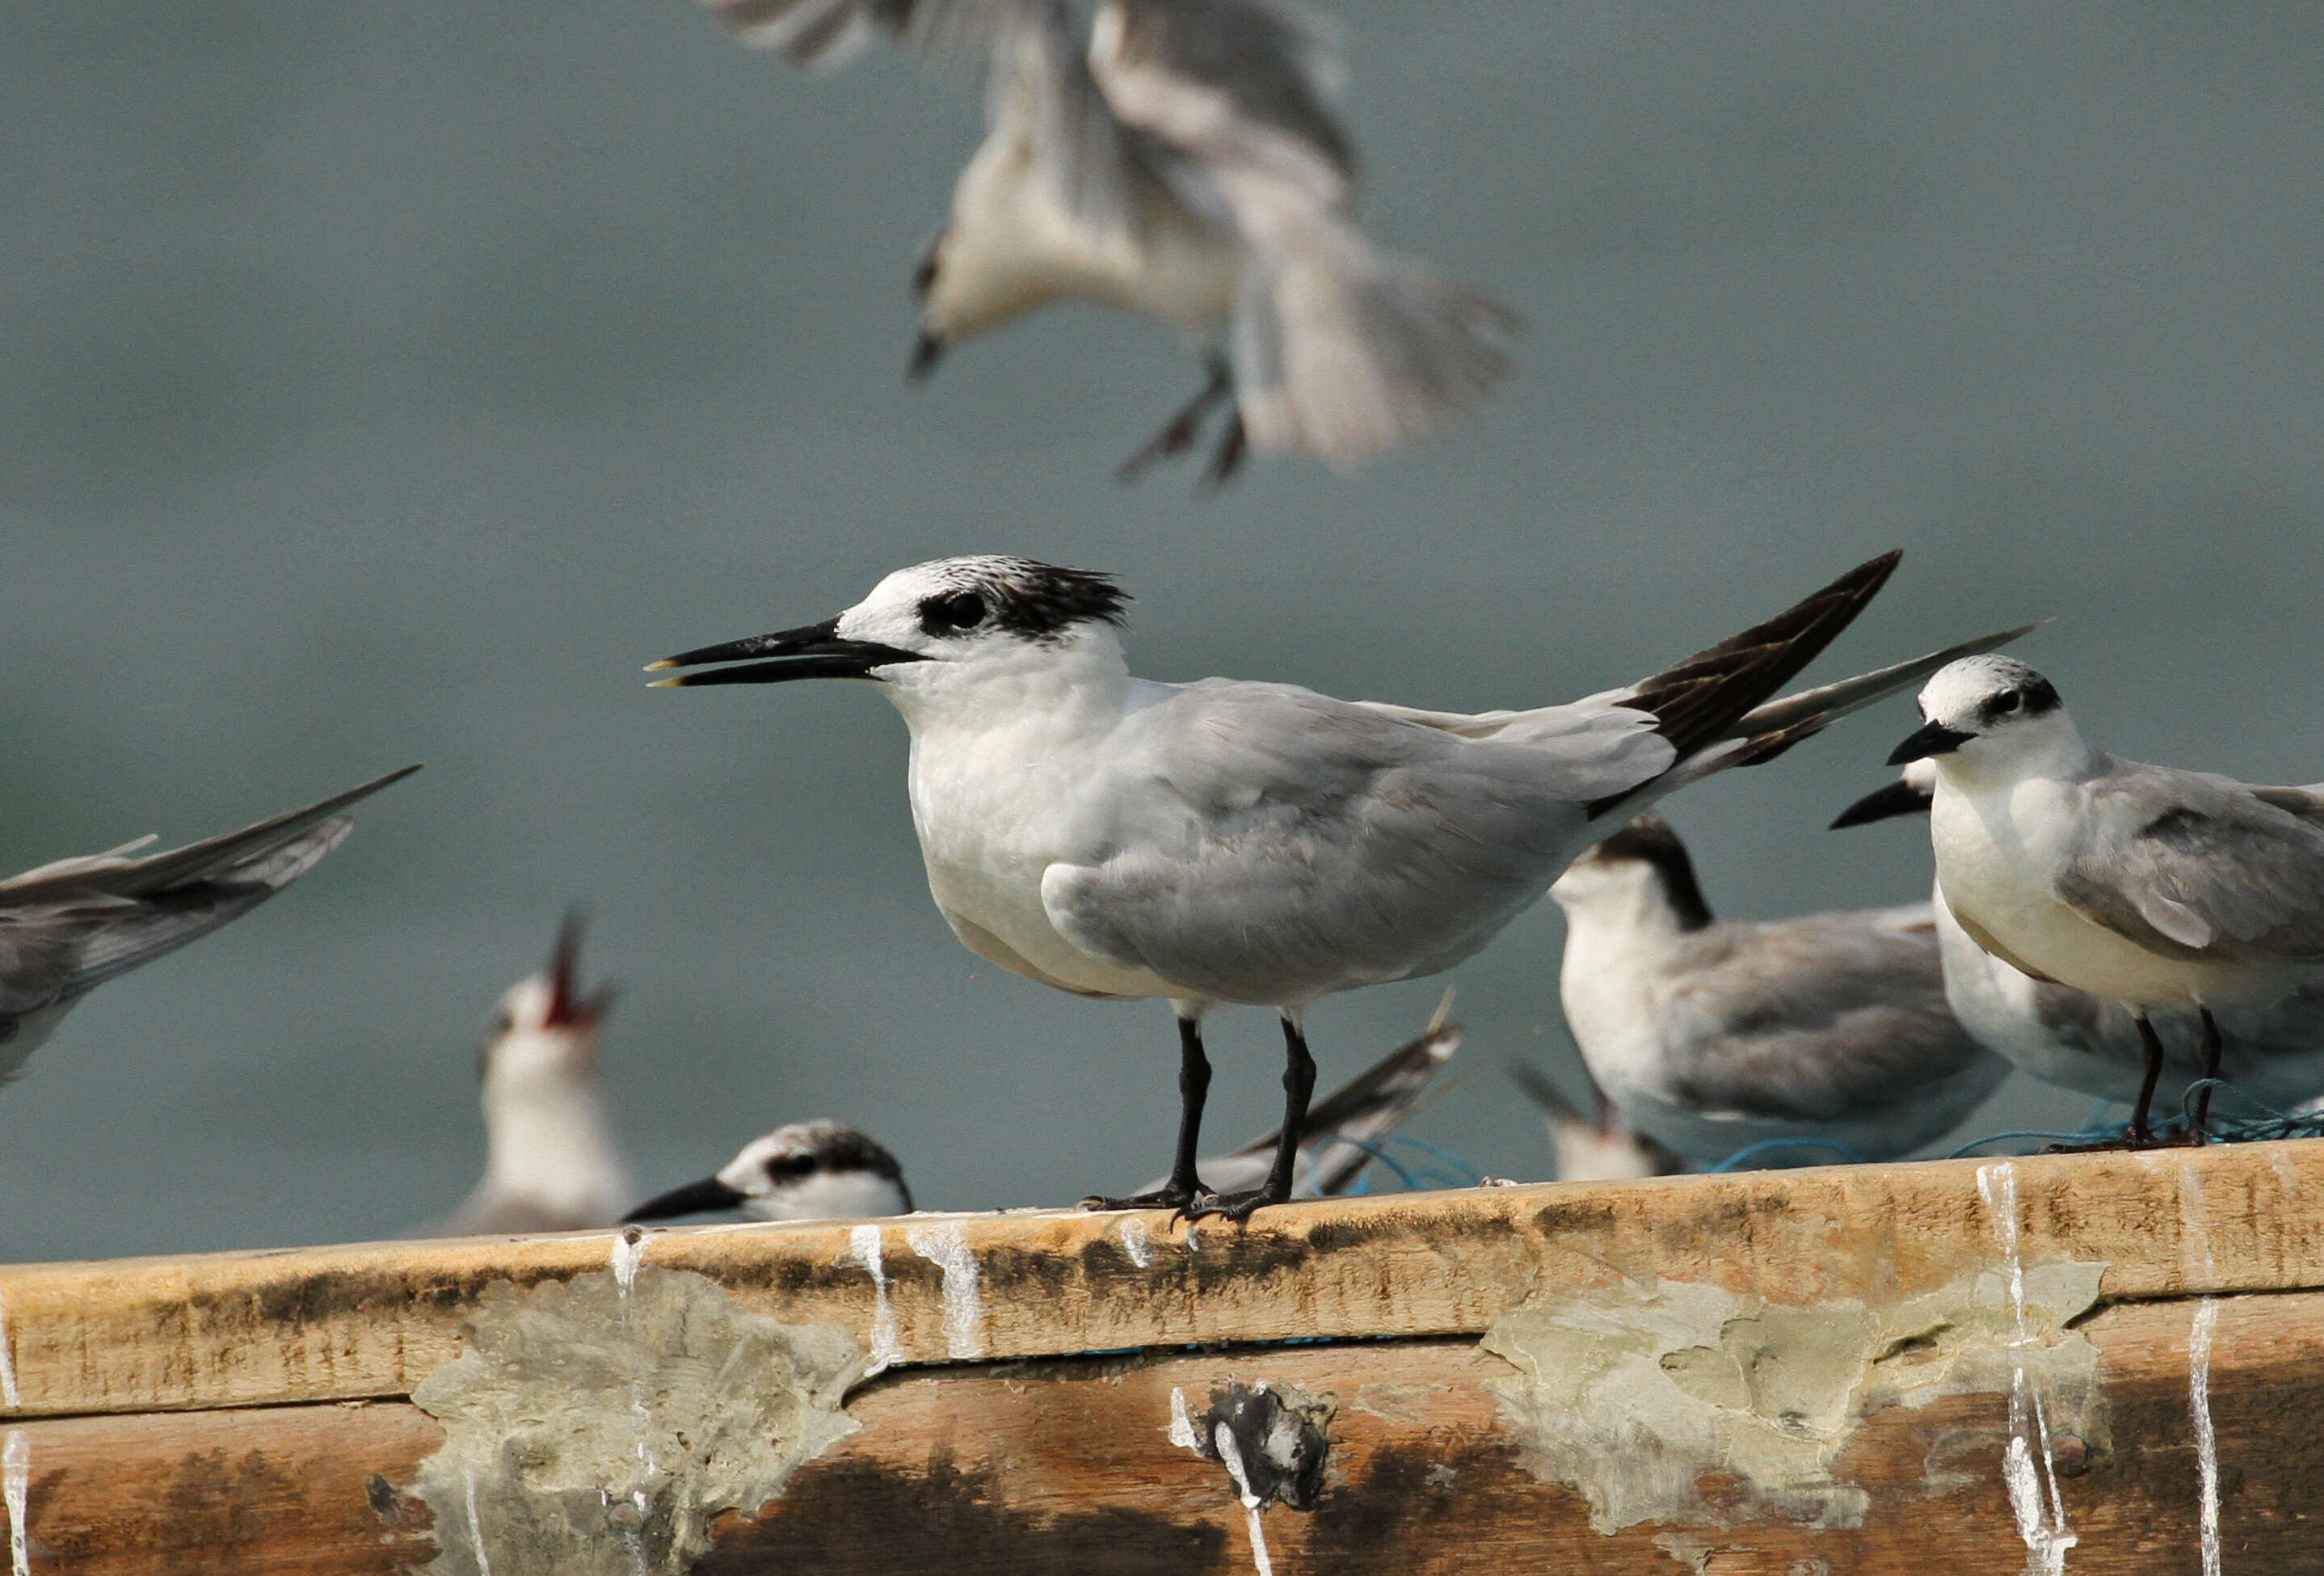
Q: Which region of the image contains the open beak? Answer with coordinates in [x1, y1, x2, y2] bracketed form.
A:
[646, 617, 925, 688]
[541, 912, 615, 1030]
[1886, 720, 1975, 767]
[908, 331, 944, 381]
[1829, 779, 1937, 829]
[621, 1176, 747, 1224]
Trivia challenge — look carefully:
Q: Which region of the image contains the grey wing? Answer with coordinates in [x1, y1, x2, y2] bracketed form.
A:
[1659, 917, 1994, 1122]
[2058, 765, 2324, 960]
[700, 0, 1029, 72]
[1043, 682, 1596, 1005]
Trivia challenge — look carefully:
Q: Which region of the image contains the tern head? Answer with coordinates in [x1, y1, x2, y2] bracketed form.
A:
[1551, 813, 1714, 932]
[622, 1121, 912, 1224]
[650, 556, 1132, 720]
[1829, 759, 1938, 829]
[1888, 655, 2078, 780]
[479, 913, 614, 1088]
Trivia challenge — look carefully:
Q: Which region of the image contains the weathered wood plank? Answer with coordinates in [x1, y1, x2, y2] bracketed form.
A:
[0, 1292, 2300, 1574]
[4, 1140, 2316, 1419]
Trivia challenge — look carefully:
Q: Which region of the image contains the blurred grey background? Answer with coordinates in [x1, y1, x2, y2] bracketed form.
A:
[2, 2, 2320, 1262]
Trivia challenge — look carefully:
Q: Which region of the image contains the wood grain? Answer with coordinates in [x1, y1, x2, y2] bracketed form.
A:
[0, 1291, 2304, 1574]
[5, 1140, 2318, 1419]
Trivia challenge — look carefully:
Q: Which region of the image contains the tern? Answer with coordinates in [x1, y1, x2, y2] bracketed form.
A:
[691, 0, 1517, 482]
[1508, 1061, 1686, 1182]
[649, 550, 2027, 1218]
[1546, 812, 2006, 1166]
[1134, 996, 1461, 1198]
[1835, 761, 2324, 1126]
[0, 765, 419, 1087]
[1884, 654, 2324, 1142]
[625, 1121, 912, 1224]
[438, 916, 631, 1234]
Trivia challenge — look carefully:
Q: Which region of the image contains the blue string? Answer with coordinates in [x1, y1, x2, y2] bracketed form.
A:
[1707, 1137, 1871, 1172]
[1320, 1132, 1484, 1195]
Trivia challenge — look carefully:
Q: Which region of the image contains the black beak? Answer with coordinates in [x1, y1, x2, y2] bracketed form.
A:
[1886, 720, 1976, 766]
[907, 331, 944, 381]
[1829, 779, 1937, 829]
[621, 1176, 747, 1224]
[646, 616, 925, 687]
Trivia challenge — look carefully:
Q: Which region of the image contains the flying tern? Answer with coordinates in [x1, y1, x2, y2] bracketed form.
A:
[1546, 812, 2006, 1166]
[649, 550, 2027, 1218]
[1507, 1060, 1686, 1182]
[625, 1120, 912, 1224]
[690, 0, 1517, 482]
[0, 764, 419, 1087]
[1836, 759, 2324, 1128]
[1884, 654, 2324, 1142]
[438, 916, 632, 1234]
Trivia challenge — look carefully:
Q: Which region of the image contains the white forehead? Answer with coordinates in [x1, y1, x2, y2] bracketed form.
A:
[1917, 655, 2049, 716]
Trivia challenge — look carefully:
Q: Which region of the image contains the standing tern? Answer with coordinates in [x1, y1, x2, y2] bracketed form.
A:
[438, 916, 632, 1235]
[0, 764, 419, 1087]
[625, 1121, 912, 1224]
[1546, 812, 2006, 1166]
[1135, 996, 1461, 1199]
[1884, 655, 2324, 1142]
[1835, 760, 2324, 1124]
[649, 550, 2028, 1219]
[691, 0, 1518, 482]
[1507, 1060, 1686, 1182]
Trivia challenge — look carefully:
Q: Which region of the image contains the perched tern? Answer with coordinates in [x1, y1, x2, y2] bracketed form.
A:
[0, 764, 419, 1086]
[1135, 996, 1461, 1198]
[1884, 655, 2324, 1141]
[691, 0, 1517, 482]
[1546, 813, 2006, 1166]
[649, 550, 2027, 1218]
[1507, 1060, 1686, 1182]
[1836, 760, 2324, 1125]
[438, 917, 631, 1234]
[625, 1121, 911, 1224]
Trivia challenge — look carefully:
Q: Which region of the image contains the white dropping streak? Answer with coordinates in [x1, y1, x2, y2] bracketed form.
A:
[1977, 1161, 2076, 1575]
[1116, 1216, 1154, 1269]
[461, 1464, 494, 1576]
[905, 1222, 985, 1359]
[0, 1291, 19, 1410]
[2190, 1297, 2221, 1576]
[1167, 1386, 1200, 1451]
[5, 1431, 29, 1576]
[611, 1228, 648, 1295]
[1213, 1422, 1274, 1576]
[848, 1224, 904, 1376]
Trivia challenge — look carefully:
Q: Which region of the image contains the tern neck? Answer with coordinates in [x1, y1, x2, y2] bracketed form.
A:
[881, 625, 1133, 739]
[479, 1035, 626, 1212]
[1936, 716, 2095, 794]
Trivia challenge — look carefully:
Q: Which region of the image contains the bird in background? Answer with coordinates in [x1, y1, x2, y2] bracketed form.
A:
[625, 1120, 913, 1224]
[647, 549, 2027, 1220]
[691, 0, 1518, 483]
[1506, 1060, 1685, 1182]
[0, 765, 420, 1088]
[1885, 654, 2324, 1144]
[436, 916, 631, 1235]
[1545, 812, 2006, 1168]
[1835, 755, 2324, 1131]
[1133, 992, 1462, 1199]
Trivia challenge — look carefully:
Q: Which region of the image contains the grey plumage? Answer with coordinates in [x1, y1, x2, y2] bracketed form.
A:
[0, 765, 420, 1085]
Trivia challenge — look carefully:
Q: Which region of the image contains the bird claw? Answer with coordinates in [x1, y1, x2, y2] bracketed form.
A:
[1117, 415, 1206, 482]
[1173, 1186, 1286, 1225]
[1079, 1187, 1195, 1212]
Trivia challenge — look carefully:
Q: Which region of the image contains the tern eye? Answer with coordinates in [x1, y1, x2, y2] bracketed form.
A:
[1993, 690, 2023, 715]
[918, 591, 986, 636]
[765, 1153, 817, 1183]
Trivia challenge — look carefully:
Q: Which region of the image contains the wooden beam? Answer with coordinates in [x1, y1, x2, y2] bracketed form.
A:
[0, 1291, 2297, 1574]
[6, 1140, 2318, 1419]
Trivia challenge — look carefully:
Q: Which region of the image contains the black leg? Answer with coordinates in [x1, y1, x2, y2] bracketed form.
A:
[2191, 1007, 2224, 1137]
[1185, 1013, 1318, 1224]
[1198, 408, 1248, 490]
[1118, 355, 1232, 482]
[2128, 1012, 2167, 1145]
[1081, 1014, 1211, 1211]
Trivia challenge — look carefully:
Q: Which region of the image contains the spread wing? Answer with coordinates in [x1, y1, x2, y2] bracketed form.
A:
[1656, 913, 1997, 1123]
[1041, 681, 1641, 1005]
[2056, 764, 2324, 962]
